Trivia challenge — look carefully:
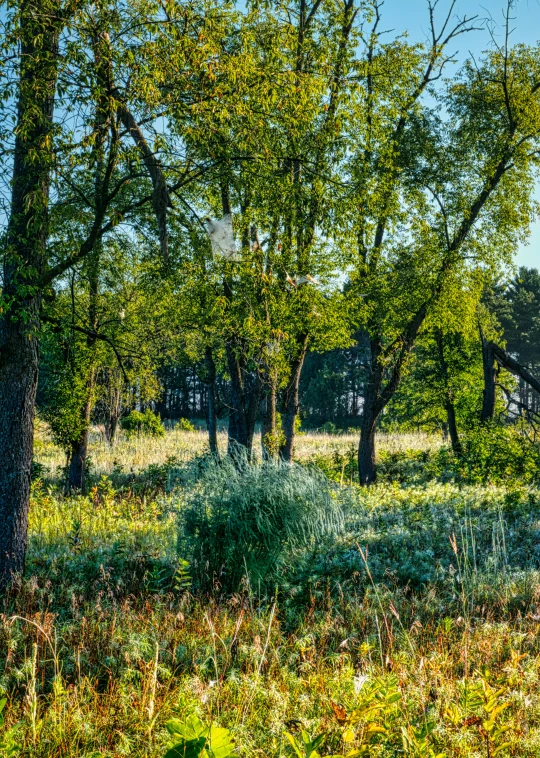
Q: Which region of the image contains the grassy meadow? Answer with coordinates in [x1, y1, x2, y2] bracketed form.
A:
[2, 427, 540, 757]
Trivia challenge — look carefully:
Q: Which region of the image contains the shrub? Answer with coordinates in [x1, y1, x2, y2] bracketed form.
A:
[178, 459, 344, 592]
[121, 409, 165, 438]
[319, 420, 338, 434]
[454, 423, 540, 484]
[31, 459, 48, 481]
[176, 417, 196, 432]
[378, 448, 432, 483]
[305, 445, 357, 484]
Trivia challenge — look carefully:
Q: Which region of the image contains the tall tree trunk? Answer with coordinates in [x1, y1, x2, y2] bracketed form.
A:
[103, 366, 122, 445]
[203, 346, 219, 457]
[358, 344, 381, 485]
[245, 371, 259, 454]
[219, 181, 255, 459]
[66, 242, 100, 490]
[261, 378, 277, 460]
[357, 336, 386, 485]
[107, 411, 120, 446]
[226, 346, 260, 459]
[435, 330, 461, 455]
[279, 335, 309, 463]
[0, 1, 60, 588]
[67, 34, 108, 489]
[481, 334, 497, 423]
[357, 296, 432, 485]
[226, 346, 249, 453]
[68, 410, 91, 491]
[358, 405, 378, 485]
[445, 399, 461, 455]
[219, 180, 260, 458]
[67, 368, 95, 491]
[0, 310, 40, 588]
[107, 381, 122, 446]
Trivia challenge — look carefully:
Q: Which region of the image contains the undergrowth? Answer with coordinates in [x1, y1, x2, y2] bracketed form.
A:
[2, 433, 540, 756]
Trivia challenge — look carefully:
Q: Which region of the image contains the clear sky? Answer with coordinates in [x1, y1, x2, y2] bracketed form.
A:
[380, 0, 540, 270]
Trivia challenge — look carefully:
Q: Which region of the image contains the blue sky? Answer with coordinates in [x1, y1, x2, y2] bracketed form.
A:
[380, 0, 540, 270]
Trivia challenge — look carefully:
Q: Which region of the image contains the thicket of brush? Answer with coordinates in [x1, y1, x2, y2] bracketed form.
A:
[178, 457, 344, 592]
[2, 432, 540, 756]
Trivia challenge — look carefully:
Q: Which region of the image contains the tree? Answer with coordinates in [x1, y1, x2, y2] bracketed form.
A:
[166, 0, 360, 460]
[0, 0, 232, 586]
[496, 268, 540, 416]
[382, 327, 484, 452]
[338, 1, 540, 483]
[299, 334, 369, 427]
[38, 236, 160, 486]
[0, 0, 69, 588]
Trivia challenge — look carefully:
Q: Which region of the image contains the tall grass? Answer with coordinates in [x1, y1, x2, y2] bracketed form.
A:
[33, 422, 441, 481]
[177, 457, 344, 592]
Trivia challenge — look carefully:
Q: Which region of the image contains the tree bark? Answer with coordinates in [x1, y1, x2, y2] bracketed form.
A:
[358, 404, 378, 485]
[0, 1, 60, 588]
[68, 427, 89, 492]
[490, 341, 540, 395]
[481, 334, 497, 423]
[358, 340, 382, 485]
[66, 28, 112, 488]
[279, 335, 309, 463]
[226, 346, 248, 452]
[107, 411, 120, 446]
[67, 256, 99, 490]
[67, 370, 94, 491]
[203, 346, 219, 457]
[226, 346, 260, 459]
[261, 377, 278, 460]
[445, 398, 461, 454]
[435, 330, 461, 455]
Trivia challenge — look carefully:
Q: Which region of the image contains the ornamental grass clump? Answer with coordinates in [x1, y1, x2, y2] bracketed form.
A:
[178, 458, 344, 592]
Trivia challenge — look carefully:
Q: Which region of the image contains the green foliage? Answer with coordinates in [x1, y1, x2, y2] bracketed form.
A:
[164, 715, 235, 758]
[285, 676, 446, 757]
[382, 328, 485, 436]
[306, 444, 358, 485]
[450, 424, 540, 484]
[445, 669, 513, 757]
[319, 421, 338, 435]
[311, 430, 540, 487]
[39, 338, 94, 453]
[495, 267, 540, 373]
[177, 418, 197, 432]
[377, 448, 433, 484]
[179, 459, 343, 591]
[121, 409, 165, 438]
[290, 480, 540, 593]
[31, 459, 48, 482]
[285, 730, 327, 758]
[0, 698, 20, 757]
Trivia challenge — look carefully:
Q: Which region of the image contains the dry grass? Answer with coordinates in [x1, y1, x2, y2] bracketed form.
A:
[34, 420, 442, 479]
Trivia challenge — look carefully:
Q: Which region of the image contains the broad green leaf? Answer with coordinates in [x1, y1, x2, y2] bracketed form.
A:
[492, 743, 512, 756]
[209, 725, 235, 758]
[164, 736, 209, 758]
[167, 715, 209, 741]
